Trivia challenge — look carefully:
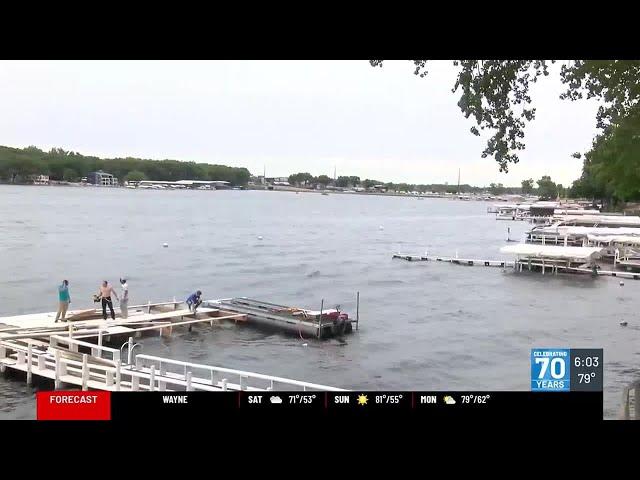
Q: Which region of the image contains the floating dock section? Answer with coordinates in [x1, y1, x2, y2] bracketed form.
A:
[205, 297, 357, 339]
[393, 247, 640, 279]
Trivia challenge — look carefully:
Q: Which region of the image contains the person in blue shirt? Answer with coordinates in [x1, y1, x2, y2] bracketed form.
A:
[55, 280, 71, 322]
[186, 290, 202, 313]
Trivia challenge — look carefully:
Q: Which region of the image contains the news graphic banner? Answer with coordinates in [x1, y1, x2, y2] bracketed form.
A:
[530, 348, 603, 392]
[34, 347, 603, 420]
[36, 390, 603, 421]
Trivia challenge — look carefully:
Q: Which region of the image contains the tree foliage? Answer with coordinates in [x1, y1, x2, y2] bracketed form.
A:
[370, 60, 640, 174]
[489, 183, 505, 195]
[125, 170, 146, 182]
[536, 175, 558, 200]
[335, 175, 361, 188]
[521, 178, 534, 194]
[316, 175, 331, 186]
[0, 145, 251, 186]
[288, 172, 314, 186]
[570, 109, 640, 205]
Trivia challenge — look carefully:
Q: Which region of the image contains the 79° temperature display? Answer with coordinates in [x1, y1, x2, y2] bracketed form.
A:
[531, 348, 603, 392]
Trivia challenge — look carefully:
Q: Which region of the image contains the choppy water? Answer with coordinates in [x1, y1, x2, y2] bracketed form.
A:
[1, 185, 639, 419]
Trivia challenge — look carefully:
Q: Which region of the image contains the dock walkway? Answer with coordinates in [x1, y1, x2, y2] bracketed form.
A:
[392, 253, 640, 279]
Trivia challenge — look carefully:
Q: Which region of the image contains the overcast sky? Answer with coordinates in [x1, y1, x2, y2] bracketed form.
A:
[0, 60, 601, 186]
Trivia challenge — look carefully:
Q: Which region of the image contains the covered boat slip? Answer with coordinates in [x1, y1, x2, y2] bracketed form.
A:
[525, 225, 640, 262]
[552, 214, 640, 228]
[500, 244, 604, 274]
[205, 297, 357, 339]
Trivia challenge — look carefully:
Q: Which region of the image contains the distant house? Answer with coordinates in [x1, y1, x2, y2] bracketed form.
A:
[31, 174, 49, 185]
[87, 171, 118, 186]
[266, 177, 289, 186]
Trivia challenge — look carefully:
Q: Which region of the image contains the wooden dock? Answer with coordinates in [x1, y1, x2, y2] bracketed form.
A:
[0, 335, 344, 392]
[0, 298, 348, 392]
[392, 254, 513, 268]
[392, 253, 640, 279]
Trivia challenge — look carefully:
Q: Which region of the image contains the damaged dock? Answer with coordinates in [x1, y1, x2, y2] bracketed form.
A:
[205, 297, 359, 339]
[0, 299, 347, 392]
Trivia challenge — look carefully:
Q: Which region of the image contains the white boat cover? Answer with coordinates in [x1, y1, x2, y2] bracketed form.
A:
[553, 215, 640, 226]
[586, 234, 640, 245]
[529, 226, 640, 237]
[500, 244, 604, 260]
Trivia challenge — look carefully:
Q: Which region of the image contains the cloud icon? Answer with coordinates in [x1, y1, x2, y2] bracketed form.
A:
[270, 396, 283, 404]
[443, 396, 456, 405]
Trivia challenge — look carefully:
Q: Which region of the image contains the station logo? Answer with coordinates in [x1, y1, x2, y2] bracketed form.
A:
[531, 349, 570, 392]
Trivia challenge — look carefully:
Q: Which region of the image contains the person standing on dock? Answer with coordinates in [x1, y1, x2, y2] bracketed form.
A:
[98, 280, 119, 320]
[55, 280, 71, 322]
[186, 290, 202, 313]
[119, 278, 129, 319]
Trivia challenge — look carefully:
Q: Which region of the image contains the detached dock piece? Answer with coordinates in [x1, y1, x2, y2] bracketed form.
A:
[206, 297, 355, 339]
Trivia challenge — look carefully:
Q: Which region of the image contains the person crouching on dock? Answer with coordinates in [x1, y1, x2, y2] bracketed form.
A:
[55, 280, 71, 322]
[98, 280, 119, 320]
[186, 290, 202, 313]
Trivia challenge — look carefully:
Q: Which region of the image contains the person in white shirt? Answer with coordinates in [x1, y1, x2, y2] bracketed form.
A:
[119, 278, 129, 319]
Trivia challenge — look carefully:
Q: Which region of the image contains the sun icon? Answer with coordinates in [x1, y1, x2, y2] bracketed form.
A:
[357, 394, 368, 406]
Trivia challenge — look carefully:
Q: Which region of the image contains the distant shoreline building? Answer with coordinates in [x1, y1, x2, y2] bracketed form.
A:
[87, 170, 118, 186]
[31, 174, 50, 185]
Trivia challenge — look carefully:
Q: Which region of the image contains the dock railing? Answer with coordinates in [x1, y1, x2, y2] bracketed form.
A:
[134, 354, 346, 392]
[50, 334, 119, 363]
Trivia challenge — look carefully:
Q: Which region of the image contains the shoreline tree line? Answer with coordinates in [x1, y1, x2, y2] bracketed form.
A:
[0, 145, 251, 186]
[289, 171, 565, 198]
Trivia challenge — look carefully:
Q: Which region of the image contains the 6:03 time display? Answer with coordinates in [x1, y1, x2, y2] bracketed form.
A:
[574, 356, 599, 368]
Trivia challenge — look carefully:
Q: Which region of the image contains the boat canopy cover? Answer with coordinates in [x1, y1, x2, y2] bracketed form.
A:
[553, 215, 640, 226]
[529, 226, 640, 237]
[586, 234, 640, 246]
[500, 244, 604, 260]
[495, 204, 530, 210]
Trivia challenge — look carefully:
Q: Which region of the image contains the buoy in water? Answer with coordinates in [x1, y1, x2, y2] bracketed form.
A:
[302, 343, 308, 347]
[257, 236, 263, 240]
[163, 243, 168, 248]
[620, 321, 628, 326]
[620, 281, 625, 286]
[379, 225, 384, 230]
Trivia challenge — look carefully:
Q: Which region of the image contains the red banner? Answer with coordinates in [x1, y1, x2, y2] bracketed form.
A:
[37, 391, 111, 420]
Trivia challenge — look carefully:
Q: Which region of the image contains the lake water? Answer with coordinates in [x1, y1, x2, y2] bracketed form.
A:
[1, 185, 638, 419]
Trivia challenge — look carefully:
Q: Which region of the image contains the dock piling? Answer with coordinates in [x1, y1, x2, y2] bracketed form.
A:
[318, 299, 324, 339]
[81, 354, 88, 391]
[54, 350, 61, 390]
[0, 345, 5, 373]
[27, 343, 33, 385]
[127, 337, 133, 365]
[115, 361, 121, 391]
[149, 365, 155, 392]
[356, 291, 360, 331]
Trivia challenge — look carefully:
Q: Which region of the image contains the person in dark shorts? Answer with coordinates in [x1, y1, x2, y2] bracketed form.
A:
[97, 280, 119, 320]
